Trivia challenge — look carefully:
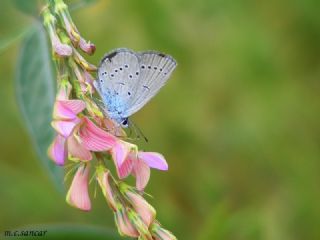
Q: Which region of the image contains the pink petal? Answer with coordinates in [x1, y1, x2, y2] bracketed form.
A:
[115, 206, 139, 238]
[68, 135, 92, 161]
[79, 37, 96, 55]
[54, 100, 86, 120]
[132, 159, 150, 191]
[96, 170, 117, 211]
[111, 141, 136, 179]
[79, 117, 117, 151]
[56, 82, 72, 101]
[126, 191, 156, 226]
[66, 164, 91, 211]
[151, 222, 177, 240]
[48, 135, 67, 166]
[138, 152, 168, 171]
[51, 120, 79, 138]
[118, 154, 134, 179]
[52, 34, 72, 57]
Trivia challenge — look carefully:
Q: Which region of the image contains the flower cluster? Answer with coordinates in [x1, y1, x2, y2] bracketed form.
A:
[42, 0, 176, 239]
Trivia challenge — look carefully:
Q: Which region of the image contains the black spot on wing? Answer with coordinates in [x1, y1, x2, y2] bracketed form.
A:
[158, 53, 166, 57]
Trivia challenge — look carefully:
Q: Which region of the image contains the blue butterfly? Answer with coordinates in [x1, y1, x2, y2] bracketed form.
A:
[94, 48, 177, 128]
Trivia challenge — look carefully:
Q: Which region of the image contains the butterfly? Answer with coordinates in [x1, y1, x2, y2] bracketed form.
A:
[94, 48, 177, 128]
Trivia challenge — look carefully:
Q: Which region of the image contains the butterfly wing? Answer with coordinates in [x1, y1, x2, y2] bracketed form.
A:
[122, 51, 177, 117]
[95, 48, 140, 122]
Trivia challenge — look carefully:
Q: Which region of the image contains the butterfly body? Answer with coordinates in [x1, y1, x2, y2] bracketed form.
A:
[94, 48, 177, 127]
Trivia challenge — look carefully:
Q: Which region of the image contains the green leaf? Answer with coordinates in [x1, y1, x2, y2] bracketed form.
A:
[5, 224, 125, 240]
[0, 27, 32, 55]
[15, 21, 64, 193]
[69, 0, 98, 11]
[12, 0, 41, 16]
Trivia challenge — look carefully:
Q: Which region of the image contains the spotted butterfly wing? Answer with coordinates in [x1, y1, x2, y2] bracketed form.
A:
[95, 48, 140, 124]
[95, 48, 177, 126]
[124, 51, 177, 117]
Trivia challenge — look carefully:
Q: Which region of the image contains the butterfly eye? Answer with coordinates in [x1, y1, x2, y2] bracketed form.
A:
[121, 118, 128, 127]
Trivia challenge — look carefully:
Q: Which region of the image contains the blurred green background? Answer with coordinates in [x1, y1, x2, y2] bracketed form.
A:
[1, 0, 320, 239]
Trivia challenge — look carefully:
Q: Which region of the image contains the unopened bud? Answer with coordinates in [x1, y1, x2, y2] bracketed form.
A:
[120, 183, 156, 226]
[73, 49, 97, 72]
[79, 37, 96, 55]
[151, 221, 177, 240]
[115, 204, 139, 238]
[96, 168, 117, 211]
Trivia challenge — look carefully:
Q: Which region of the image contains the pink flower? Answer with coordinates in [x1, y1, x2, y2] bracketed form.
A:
[79, 37, 96, 55]
[115, 205, 139, 238]
[96, 168, 117, 211]
[66, 164, 91, 211]
[49, 100, 117, 164]
[51, 33, 72, 57]
[73, 64, 95, 94]
[120, 185, 156, 226]
[111, 141, 168, 191]
[151, 222, 177, 240]
[133, 152, 168, 191]
[111, 140, 136, 179]
[49, 99, 86, 165]
[48, 134, 67, 166]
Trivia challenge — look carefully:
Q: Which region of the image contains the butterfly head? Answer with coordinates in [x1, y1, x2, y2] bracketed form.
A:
[120, 117, 129, 128]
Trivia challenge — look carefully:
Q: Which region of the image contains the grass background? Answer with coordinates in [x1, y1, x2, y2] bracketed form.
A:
[0, 0, 320, 239]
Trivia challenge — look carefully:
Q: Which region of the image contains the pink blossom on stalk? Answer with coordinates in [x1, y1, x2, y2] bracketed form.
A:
[67, 134, 92, 161]
[73, 65, 95, 94]
[49, 100, 117, 164]
[66, 164, 91, 211]
[96, 168, 117, 211]
[79, 117, 117, 151]
[48, 134, 67, 166]
[115, 205, 139, 238]
[53, 99, 86, 120]
[111, 141, 137, 179]
[151, 222, 177, 240]
[51, 33, 72, 57]
[110, 141, 168, 190]
[56, 82, 72, 101]
[120, 185, 156, 226]
[42, 7, 72, 57]
[54, 0, 80, 46]
[133, 152, 168, 191]
[79, 37, 96, 55]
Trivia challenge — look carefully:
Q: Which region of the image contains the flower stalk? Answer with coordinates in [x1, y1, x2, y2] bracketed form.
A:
[42, 0, 176, 239]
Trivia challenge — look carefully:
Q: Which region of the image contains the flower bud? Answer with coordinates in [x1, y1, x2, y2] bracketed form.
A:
[120, 183, 156, 226]
[73, 49, 97, 72]
[79, 37, 96, 55]
[127, 208, 153, 240]
[42, 7, 72, 57]
[151, 222, 177, 240]
[115, 204, 139, 238]
[96, 168, 117, 211]
[54, 0, 80, 46]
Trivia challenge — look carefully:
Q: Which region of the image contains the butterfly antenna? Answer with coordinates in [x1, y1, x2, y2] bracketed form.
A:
[128, 119, 149, 142]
